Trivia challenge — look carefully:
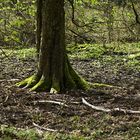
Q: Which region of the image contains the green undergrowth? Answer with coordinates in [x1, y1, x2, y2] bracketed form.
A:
[1, 118, 140, 140]
[0, 125, 40, 140]
[67, 42, 140, 70]
[1, 42, 140, 75]
[1, 42, 140, 61]
[1, 42, 140, 71]
[0, 47, 36, 60]
[67, 42, 140, 59]
[67, 43, 104, 59]
[0, 125, 104, 140]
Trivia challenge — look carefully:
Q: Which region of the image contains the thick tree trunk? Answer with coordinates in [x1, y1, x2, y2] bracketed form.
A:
[17, 0, 89, 92]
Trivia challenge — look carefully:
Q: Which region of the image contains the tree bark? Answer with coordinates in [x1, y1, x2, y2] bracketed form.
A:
[17, 0, 89, 93]
[36, 0, 42, 58]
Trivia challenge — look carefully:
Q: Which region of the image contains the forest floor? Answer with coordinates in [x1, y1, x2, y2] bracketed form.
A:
[0, 43, 140, 140]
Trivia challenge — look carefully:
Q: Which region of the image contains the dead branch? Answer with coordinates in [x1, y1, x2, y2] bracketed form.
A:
[33, 100, 68, 107]
[0, 79, 19, 82]
[82, 98, 140, 114]
[82, 98, 110, 112]
[68, 0, 93, 28]
[68, 29, 91, 42]
[33, 122, 57, 132]
[4, 96, 9, 103]
[131, 0, 140, 24]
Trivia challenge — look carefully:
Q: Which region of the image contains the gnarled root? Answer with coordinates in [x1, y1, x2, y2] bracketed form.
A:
[16, 75, 39, 88]
[16, 75, 51, 92]
[16, 72, 90, 93]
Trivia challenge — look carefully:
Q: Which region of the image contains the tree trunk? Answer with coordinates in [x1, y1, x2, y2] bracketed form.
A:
[17, 0, 89, 93]
[36, 0, 42, 58]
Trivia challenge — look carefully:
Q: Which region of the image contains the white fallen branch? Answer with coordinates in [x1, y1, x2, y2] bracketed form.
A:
[33, 122, 57, 132]
[4, 96, 9, 103]
[82, 98, 110, 112]
[33, 100, 68, 107]
[0, 79, 19, 82]
[82, 98, 140, 114]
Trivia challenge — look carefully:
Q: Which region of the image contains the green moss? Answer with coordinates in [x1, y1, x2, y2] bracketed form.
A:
[76, 76, 91, 90]
[65, 56, 90, 90]
[67, 44, 104, 59]
[128, 52, 140, 59]
[64, 60, 77, 89]
[16, 76, 34, 88]
[44, 132, 87, 140]
[30, 77, 50, 92]
[0, 125, 40, 140]
[91, 83, 114, 88]
[16, 75, 39, 88]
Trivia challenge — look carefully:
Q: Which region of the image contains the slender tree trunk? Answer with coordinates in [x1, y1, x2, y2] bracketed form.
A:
[36, 0, 42, 58]
[17, 0, 89, 93]
[106, 1, 113, 43]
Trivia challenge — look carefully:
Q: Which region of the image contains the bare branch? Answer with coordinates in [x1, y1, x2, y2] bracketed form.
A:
[131, 0, 140, 24]
[0, 79, 19, 82]
[33, 100, 68, 107]
[82, 98, 110, 112]
[68, 29, 91, 42]
[33, 122, 57, 132]
[82, 98, 140, 114]
[68, 0, 93, 28]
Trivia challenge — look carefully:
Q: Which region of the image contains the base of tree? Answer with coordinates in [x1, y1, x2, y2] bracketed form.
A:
[16, 60, 92, 93]
[16, 75, 91, 93]
[16, 71, 116, 93]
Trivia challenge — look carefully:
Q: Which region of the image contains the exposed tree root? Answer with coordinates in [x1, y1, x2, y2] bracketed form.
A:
[16, 75, 40, 88]
[64, 57, 91, 90]
[16, 69, 115, 93]
[16, 72, 91, 93]
[30, 77, 51, 92]
[16, 75, 51, 92]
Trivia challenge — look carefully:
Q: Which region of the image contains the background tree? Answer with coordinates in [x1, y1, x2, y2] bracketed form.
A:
[0, 0, 140, 47]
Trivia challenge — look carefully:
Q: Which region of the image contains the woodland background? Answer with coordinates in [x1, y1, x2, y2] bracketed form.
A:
[0, 0, 140, 139]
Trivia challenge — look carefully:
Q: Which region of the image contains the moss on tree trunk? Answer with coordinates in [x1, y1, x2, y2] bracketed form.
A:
[17, 0, 90, 93]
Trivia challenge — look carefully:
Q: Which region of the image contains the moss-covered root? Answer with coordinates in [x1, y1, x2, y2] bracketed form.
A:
[91, 83, 120, 88]
[29, 76, 51, 92]
[63, 56, 90, 90]
[16, 75, 61, 93]
[16, 75, 40, 88]
[66, 58, 91, 90]
[30, 77, 62, 93]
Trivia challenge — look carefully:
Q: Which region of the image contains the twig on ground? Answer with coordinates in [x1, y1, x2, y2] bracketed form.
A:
[33, 122, 57, 132]
[0, 79, 19, 82]
[4, 96, 9, 103]
[33, 100, 68, 107]
[82, 98, 140, 114]
[82, 98, 110, 112]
